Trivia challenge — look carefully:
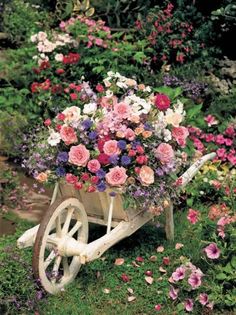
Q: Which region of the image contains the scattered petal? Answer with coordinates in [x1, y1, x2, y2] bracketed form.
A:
[163, 256, 170, 265]
[128, 296, 136, 302]
[127, 287, 134, 294]
[121, 273, 130, 282]
[149, 255, 157, 262]
[156, 246, 164, 253]
[136, 256, 144, 262]
[159, 267, 167, 273]
[132, 261, 140, 267]
[145, 270, 153, 276]
[96, 271, 101, 279]
[175, 243, 184, 250]
[145, 276, 154, 284]
[114, 258, 125, 266]
[154, 304, 162, 311]
[168, 276, 175, 283]
[157, 277, 163, 281]
[103, 288, 110, 294]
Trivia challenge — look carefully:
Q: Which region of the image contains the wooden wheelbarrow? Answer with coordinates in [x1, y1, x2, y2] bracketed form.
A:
[17, 153, 215, 294]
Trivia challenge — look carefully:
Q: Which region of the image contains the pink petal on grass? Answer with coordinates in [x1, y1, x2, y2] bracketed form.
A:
[127, 288, 134, 294]
[159, 266, 167, 273]
[149, 255, 157, 262]
[114, 258, 125, 265]
[136, 256, 144, 262]
[175, 243, 184, 250]
[128, 296, 136, 302]
[156, 246, 164, 253]
[145, 276, 154, 284]
[103, 288, 110, 294]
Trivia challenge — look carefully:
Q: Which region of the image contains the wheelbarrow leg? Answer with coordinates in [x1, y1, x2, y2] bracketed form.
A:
[165, 201, 174, 241]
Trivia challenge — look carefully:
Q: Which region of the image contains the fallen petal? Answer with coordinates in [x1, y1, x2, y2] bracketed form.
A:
[149, 255, 157, 262]
[127, 287, 134, 294]
[156, 246, 164, 253]
[103, 288, 110, 294]
[159, 267, 167, 273]
[114, 258, 125, 266]
[175, 243, 184, 250]
[145, 276, 154, 284]
[128, 296, 136, 302]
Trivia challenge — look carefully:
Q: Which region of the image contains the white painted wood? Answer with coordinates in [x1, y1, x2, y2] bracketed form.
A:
[17, 224, 40, 248]
[106, 195, 114, 234]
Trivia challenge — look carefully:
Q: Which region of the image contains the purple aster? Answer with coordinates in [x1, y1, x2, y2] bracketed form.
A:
[131, 140, 141, 149]
[118, 140, 127, 150]
[109, 154, 119, 165]
[57, 152, 68, 163]
[97, 181, 106, 192]
[155, 168, 164, 176]
[96, 169, 106, 178]
[88, 131, 97, 140]
[144, 123, 153, 131]
[121, 155, 131, 166]
[56, 167, 66, 177]
[82, 119, 93, 130]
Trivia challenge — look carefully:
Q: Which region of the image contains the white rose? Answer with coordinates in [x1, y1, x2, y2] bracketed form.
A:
[163, 129, 172, 142]
[37, 31, 47, 42]
[55, 53, 64, 62]
[62, 106, 81, 124]
[30, 34, 38, 42]
[83, 102, 97, 115]
[47, 130, 61, 146]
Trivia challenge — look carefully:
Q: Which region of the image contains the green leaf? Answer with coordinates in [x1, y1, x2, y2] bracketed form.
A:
[153, 86, 182, 100]
[187, 198, 193, 207]
[187, 105, 202, 119]
[231, 256, 236, 268]
[216, 273, 227, 280]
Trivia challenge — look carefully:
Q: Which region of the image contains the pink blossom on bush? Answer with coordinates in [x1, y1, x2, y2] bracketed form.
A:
[198, 293, 209, 305]
[204, 243, 220, 259]
[188, 273, 202, 289]
[172, 126, 189, 147]
[187, 208, 199, 224]
[169, 285, 179, 300]
[184, 299, 194, 312]
[155, 143, 175, 164]
[87, 159, 101, 173]
[60, 125, 78, 145]
[105, 166, 128, 186]
[68, 144, 90, 166]
[204, 115, 218, 127]
[172, 266, 186, 281]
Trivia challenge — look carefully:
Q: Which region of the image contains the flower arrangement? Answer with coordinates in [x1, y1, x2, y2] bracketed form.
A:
[28, 72, 191, 213]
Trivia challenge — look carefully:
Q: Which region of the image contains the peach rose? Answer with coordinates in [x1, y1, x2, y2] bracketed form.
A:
[68, 144, 90, 166]
[165, 112, 183, 127]
[155, 143, 175, 164]
[60, 125, 78, 145]
[125, 128, 135, 141]
[103, 140, 120, 156]
[172, 126, 189, 148]
[35, 172, 48, 183]
[62, 106, 81, 124]
[139, 165, 154, 186]
[100, 96, 117, 108]
[105, 166, 128, 186]
[114, 102, 131, 119]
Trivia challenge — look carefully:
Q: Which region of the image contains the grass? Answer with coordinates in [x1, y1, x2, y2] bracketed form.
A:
[0, 210, 234, 315]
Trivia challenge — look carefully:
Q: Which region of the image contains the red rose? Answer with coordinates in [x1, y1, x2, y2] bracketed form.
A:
[91, 176, 99, 184]
[96, 84, 104, 93]
[56, 69, 65, 75]
[97, 153, 110, 165]
[81, 173, 90, 181]
[70, 93, 78, 101]
[136, 145, 144, 154]
[57, 113, 65, 121]
[136, 155, 148, 164]
[55, 124, 62, 131]
[128, 149, 136, 157]
[44, 119, 51, 126]
[155, 94, 171, 111]
[88, 185, 96, 193]
[66, 173, 78, 184]
[135, 167, 140, 174]
[75, 85, 82, 92]
[74, 182, 83, 190]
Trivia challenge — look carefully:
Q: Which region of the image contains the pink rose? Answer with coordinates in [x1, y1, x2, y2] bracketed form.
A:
[114, 102, 131, 119]
[87, 159, 101, 173]
[105, 166, 128, 186]
[172, 126, 189, 147]
[103, 140, 120, 156]
[125, 128, 135, 141]
[100, 96, 117, 108]
[187, 208, 199, 224]
[65, 173, 78, 184]
[155, 143, 175, 164]
[139, 166, 154, 186]
[60, 125, 78, 145]
[68, 144, 90, 166]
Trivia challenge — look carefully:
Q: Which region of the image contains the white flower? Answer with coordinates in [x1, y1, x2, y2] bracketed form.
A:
[103, 79, 111, 87]
[163, 129, 172, 142]
[55, 53, 64, 62]
[83, 102, 97, 115]
[106, 90, 113, 97]
[116, 81, 128, 89]
[165, 109, 183, 127]
[47, 130, 61, 146]
[30, 34, 38, 42]
[143, 86, 151, 92]
[62, 106, 81, 124]
[37, 31, 47, 42]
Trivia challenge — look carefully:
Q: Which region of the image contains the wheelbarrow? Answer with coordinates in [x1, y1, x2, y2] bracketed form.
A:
[17, 153, 216, 294]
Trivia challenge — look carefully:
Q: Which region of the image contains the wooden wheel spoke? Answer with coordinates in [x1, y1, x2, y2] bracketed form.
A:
[56, 215, 62, 237]
[51, 256, 62, 283]
[68, 221, 82, 237]
[62, 207, 75, 235]
[44, 250, 56, 269]
[47, 234, 58, 246]
[62, 257, 70, 277]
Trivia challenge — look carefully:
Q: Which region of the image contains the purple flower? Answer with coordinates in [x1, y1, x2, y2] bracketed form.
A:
[198, 293, 209, 306]
[96, 169, 106, 178]
[88, 131, 97, 140]
[188, 273, 202, 289]
[56, 167, 66, 177]
[121, 155, 131, 166]
[109, 154, 119, 165]
[82, 119, 93, 130]
[184, 299, 194, 312]
[172, 266, 186, 281]
[97, 181, 106, 192]
[57, 151, 68, 163]
[155, 168, 164, 176]
[169, 286, 179, 300]
[144, 123, 153, 131]
[204, 243, 220, 259]
[118, 140, 127, 150]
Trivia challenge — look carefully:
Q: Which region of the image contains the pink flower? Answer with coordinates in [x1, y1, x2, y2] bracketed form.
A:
[224, 138, 233, 146]
[139, 165, 154, 186]
[188, 273, 202, 289]
[224, 126, 235, 137]
[155, 94, 171, 111]
[103, 140, 120, 156]
[125, 128, 136, 141]
[204, 133, 215, 142]
[87, 159, 101, 173]
[105, 166, 128, 186]
[96, 84, 104, 92]
[204, 243, 220, 259]
[184, 299, 194, 312]
[44, 118, 51, 126]
[204, 115, 218, 127]
[172, 126, 189, 147]
[100, 96, 117, 108]
[68, 144, 90, 167]
[198, 293, 209, 305]
[114, 102, 131, 119]
[187, 208, 199, 224]
[215, 134, 225, 145]
[154, 304, 162, 311]
[172, 266, 186, 281]
[70, 93, 78, 101]
[169, 286, 179, 300]
[155, 143, 175, 164]
[60, 125, 78, 145]
[65, 173, 78, 184]
[227, 153, 236, 165]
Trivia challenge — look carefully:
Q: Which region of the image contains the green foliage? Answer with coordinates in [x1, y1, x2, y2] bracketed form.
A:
[207, 91, 236, 120]
[0, 111, 28, 157]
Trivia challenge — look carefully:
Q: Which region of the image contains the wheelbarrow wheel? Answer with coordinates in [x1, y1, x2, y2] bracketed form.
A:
[33, 197, 88, 294]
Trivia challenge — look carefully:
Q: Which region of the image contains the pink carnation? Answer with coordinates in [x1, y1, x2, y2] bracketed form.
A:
[68, 144, 90, 166]
[105, 166, 128, 186]
[60, 125, 78, 145]
[172, 126, 189, 147]
[155, 94, 171, 111]
[187, 208, 199, 224]
[204, 243, 220, 259]
[87, 159, 101, 173]
[114, 102, 131, 119]
[155, 143, 174, 164]
[103, 140, 120, 156]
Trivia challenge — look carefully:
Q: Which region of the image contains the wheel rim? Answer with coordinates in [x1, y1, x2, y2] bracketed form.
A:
[33, 198, 88, 294]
